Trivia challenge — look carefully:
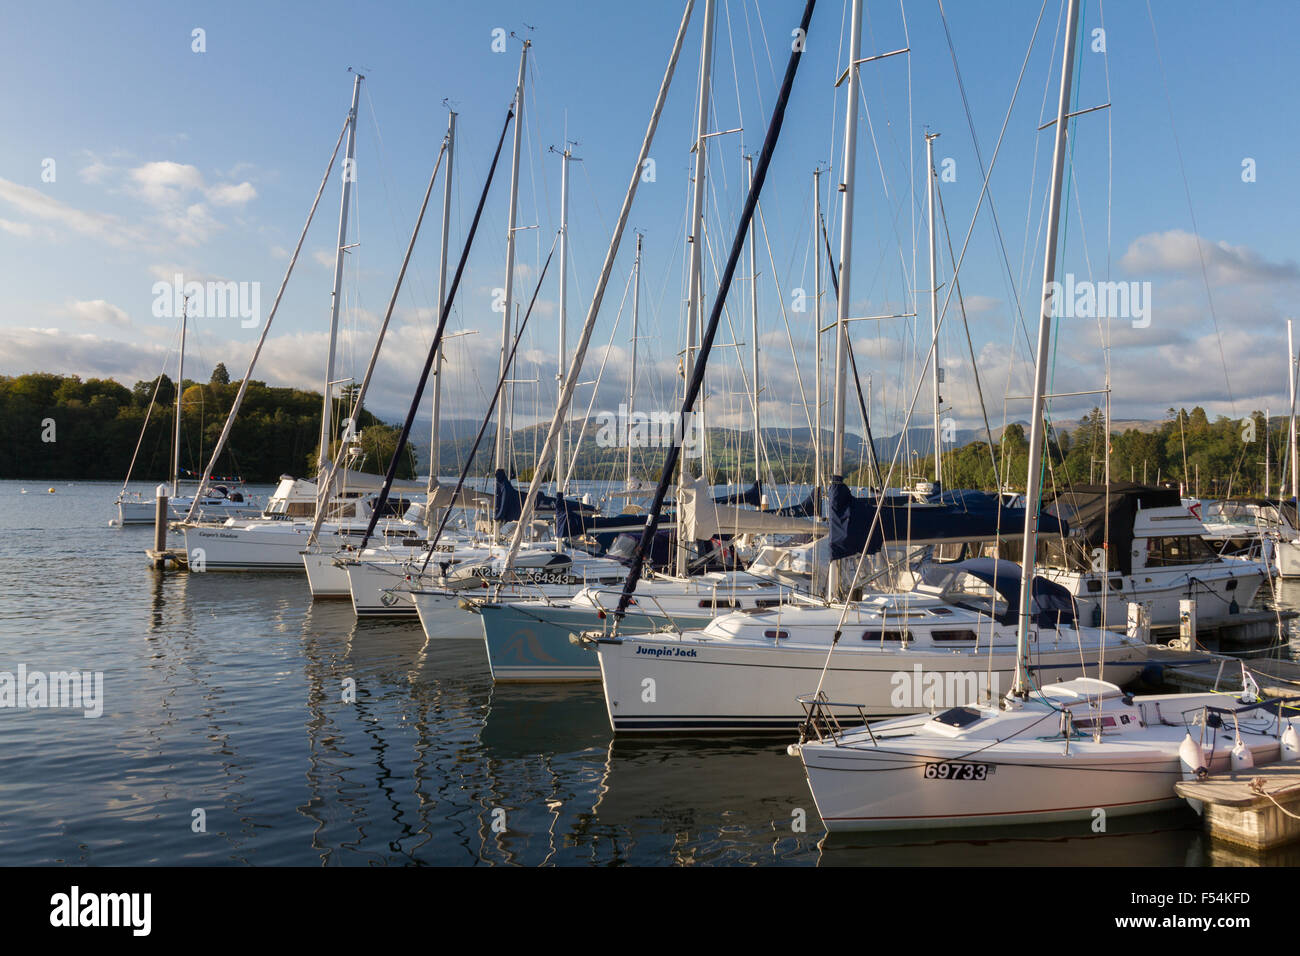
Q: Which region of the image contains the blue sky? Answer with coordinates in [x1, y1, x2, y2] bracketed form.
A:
[2, 0, 1298, 450]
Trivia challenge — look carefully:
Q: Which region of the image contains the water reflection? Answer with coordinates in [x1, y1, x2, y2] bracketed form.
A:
[9, 481, 1300, 865]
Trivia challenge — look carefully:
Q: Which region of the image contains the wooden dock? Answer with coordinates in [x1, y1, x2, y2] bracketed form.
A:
[1175, 763, 1300, 850]
[1146, 608, 1297, 650]
[1160, 655, 1300, 699]
[145, 547, 188, 570]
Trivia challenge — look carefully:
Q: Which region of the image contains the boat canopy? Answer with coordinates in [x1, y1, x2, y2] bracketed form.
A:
[919, 557, 1078, 626]
[1044, 482, 1181, 575]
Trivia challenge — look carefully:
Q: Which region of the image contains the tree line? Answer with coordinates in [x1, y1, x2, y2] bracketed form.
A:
[856, 407, 1284, 498]
[0, 366, 415, 482]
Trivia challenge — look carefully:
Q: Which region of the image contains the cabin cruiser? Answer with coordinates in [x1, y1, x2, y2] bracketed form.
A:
[1028, 483, 1266, 628]
[1191, 497, 1291, 564]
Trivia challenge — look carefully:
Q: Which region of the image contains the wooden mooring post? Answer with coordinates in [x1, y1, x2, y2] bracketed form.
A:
[145, 484, 188, 570]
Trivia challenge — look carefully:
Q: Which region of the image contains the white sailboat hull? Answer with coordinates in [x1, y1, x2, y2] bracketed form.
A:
[183, 521, 416, 572]
[800, 734, 1282, 831]
[596, 634, 1148, 733]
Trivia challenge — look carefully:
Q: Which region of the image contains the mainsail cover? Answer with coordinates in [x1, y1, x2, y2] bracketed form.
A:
[492, 469, 596, 524]
[681, 476, 820, 542]
[828, 479, 1067, 560]
[713, 480, 763, 506]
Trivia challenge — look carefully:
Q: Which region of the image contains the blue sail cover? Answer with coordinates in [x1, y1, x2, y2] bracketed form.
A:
[493, 469, 523, 523]
[828, 479, 1067, 560]
[555, 500, 652, 554]
[714, 481, 762, 506]
[765, 487, 820, 518]
[492, 469, 596, 524]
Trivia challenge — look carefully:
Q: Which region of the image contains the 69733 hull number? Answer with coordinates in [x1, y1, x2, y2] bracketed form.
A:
[924, 761, 991, 781]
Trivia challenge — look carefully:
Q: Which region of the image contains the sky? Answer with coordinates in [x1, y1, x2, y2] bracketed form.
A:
[2, 0, 1299, 457]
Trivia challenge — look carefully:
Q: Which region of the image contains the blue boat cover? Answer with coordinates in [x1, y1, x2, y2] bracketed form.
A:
[828, 478, 1067, 560]
[492, 469, 595, 524]
[765, 487, 820, 518]
[923, 557, 1077, 626]
[714, 481, 762, 506]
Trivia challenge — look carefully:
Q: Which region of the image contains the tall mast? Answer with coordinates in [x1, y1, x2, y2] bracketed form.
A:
[813, 168, 823, 499]
[1013, 0, 1079, 697]
[555, 143, 575, 494]
[828, 0, 862, 599]
[747, 153, 761, 486]
[1265, 406, 1271, 498]
[172, 296, 188, 497]
[496, 39, 530, 482]
[926, 131, 942, 487]
[429, 110, 456, 513]
[319, 72, 363, 478]
[628, 232, 642, 487]
[502, 0, 697, 572]
[679, 0, 716, 575]
[1289, 319, 1298, 505]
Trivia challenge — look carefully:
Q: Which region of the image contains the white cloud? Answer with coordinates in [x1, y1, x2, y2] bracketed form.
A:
[0, 177, 134, 246]
[1121, 230, 1300, 285]
[64, 299, 131, 328]
[159, 202, 220, 246]
[207, 181, 257, 206]
[130, 161, 205, 206]
[0, 218, 34, 237]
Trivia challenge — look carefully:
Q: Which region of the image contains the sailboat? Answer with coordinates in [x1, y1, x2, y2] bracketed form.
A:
[114, 302, 260, 525]
[179, 74, 431, 571]
[593, 0, 1147, 732]
[794, 0, 1298, 832]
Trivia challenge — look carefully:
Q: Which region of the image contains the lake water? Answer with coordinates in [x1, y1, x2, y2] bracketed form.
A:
[3, 479, 1298, 866]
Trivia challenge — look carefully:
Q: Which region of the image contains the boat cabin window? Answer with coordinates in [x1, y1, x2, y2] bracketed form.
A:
[763, 629, 790, 641]
[931, 629, 977, 642]
[325, 500, 360, 519]
[373, 497, 412, 519]
[934, 706, 983, 728]
[755, 598, 783, 608]
[861, 629, 907, 642]
[700, 599, 739, 609]
[1144, 535, 1219, 567]
[284, 501, 316, 517]
[1072, 714, 1118, 730]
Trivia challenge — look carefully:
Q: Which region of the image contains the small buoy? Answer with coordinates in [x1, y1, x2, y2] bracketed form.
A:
[1179, 733, 1207, 815]
[1231, 736, 1255, 773]
[48, 487, 56, 494]
[1281, 722, 1300, 763]
[20, 489, 27, 494]
[1178, 732, 1206, 780]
